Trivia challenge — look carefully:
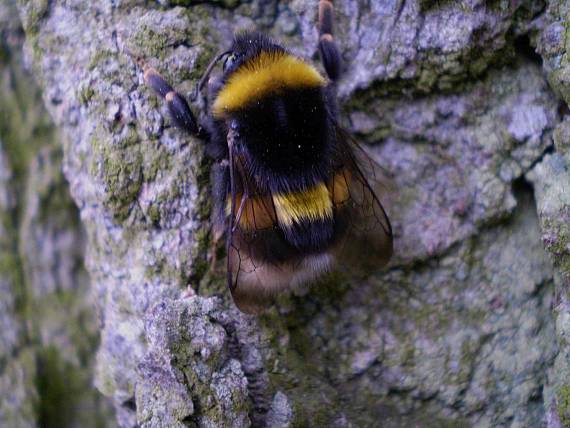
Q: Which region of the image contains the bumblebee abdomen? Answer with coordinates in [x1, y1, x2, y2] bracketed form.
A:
[230, 173, 352, 255]
[273, 182, 335, 253]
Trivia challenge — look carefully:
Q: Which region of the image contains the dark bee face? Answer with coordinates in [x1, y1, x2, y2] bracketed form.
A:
[222, 32, 285, 78]
[222, 52, 240, 73]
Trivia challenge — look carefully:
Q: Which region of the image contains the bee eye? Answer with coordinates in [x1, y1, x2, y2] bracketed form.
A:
[223, 53, 239, 72]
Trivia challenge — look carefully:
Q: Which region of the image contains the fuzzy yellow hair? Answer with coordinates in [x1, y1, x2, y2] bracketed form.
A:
[212, 51, 326, 117]
[273, 182, 333, 227]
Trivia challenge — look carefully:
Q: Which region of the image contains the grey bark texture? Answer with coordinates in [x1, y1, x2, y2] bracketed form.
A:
[1, 0, 570, 426]
[0, 1, 115, 427]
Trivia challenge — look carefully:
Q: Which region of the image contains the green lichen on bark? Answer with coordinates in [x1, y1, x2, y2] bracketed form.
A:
[557, 384, 570, 426]
[0, 349, 38, 428]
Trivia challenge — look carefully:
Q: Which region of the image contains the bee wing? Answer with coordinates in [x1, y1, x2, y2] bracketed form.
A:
[331, 129, 393, 273]
[226, 144, 303, 314]
[226, 198, 284, 314]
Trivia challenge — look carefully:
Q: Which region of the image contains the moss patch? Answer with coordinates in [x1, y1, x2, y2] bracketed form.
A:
[35, 347, 108, 428]
[558, 385, 570, 427]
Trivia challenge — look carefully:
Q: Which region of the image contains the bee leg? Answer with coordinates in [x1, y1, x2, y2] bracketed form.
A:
[142, 67, 203, 137]
[207, 74, 224, 102]
[196, 74, 229, 161]
[318, 0, 342, 81]
[209, 160, 229, 272]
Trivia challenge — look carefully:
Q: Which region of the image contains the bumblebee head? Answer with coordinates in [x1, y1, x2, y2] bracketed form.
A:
[222, 32, 285, 76]
[212, 31, 326, 118]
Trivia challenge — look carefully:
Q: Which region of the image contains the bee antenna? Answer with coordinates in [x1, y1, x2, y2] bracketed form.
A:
[191, 50, 231, 102]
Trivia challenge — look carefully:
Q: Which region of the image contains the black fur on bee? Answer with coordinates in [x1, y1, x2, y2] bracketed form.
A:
[132, 0, 393, 314]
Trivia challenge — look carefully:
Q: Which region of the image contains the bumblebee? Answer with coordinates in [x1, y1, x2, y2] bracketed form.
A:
[137, 0, 392, 313]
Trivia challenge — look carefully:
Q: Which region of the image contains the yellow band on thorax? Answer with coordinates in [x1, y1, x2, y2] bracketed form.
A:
[273, 182, 333, 227]
[212, 51, 326, 117]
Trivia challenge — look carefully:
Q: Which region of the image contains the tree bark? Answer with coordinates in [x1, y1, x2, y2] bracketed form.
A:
[1, 0, 569, 426]
[0, 1, 114, 426]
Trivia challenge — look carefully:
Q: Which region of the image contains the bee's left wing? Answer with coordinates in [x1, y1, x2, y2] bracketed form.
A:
[226, 138, 305, 314]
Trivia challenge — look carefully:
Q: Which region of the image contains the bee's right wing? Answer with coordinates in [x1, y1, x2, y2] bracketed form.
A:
[329, 129, 393, 274]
